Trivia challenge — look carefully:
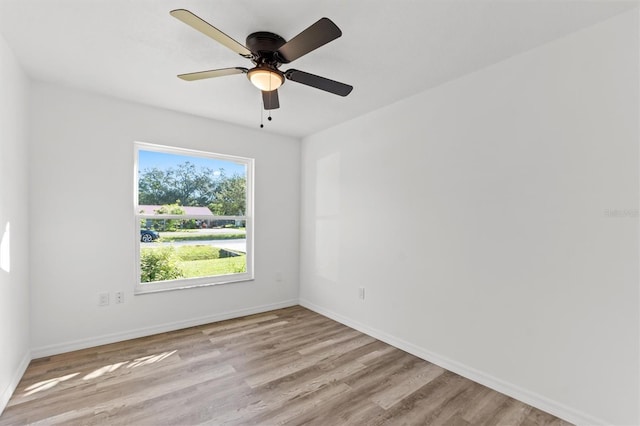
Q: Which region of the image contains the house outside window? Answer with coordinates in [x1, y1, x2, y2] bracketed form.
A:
[134, 142, 254, 294]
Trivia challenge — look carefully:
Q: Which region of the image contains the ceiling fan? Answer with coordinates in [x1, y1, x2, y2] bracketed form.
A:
[170, 9, 353, 111]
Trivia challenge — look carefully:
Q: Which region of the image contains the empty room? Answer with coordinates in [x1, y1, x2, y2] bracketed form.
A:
[1, 1, 639, 425]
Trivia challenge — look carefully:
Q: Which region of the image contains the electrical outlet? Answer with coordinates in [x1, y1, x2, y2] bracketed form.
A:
[115, 291, 124, 304]
[358, 287, 365, 300]
[275, 271, 283, 282]
[99, 292, 109, 306]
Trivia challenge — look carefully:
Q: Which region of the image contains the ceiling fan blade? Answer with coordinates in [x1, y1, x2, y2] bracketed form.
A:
[178, 67, 248, 81]
[276, 18, 342, 63]
[285, 69, 353, 96]
[262, 90, 280, 110]
[170, 9, 253, 59]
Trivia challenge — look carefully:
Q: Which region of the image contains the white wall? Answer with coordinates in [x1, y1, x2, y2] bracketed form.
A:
[0, 34, 30, 413]
[29, 83, 300, 355]
[300, 9, 639, 426]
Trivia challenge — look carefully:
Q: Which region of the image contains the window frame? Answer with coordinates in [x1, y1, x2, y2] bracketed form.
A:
[133, 141, 254, 294]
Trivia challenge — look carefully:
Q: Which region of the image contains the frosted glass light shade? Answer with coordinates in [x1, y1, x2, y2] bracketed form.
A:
[248, 68, 284, 91]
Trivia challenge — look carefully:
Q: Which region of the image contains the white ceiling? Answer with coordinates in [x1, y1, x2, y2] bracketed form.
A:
[0, 0, 636, 138]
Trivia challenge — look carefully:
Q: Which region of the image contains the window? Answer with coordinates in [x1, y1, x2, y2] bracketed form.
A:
[134, 142, 253, 294]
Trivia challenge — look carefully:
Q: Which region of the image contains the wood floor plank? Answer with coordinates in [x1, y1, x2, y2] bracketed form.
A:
[242, 383, 354, 426]
[414, 380, 487, 426]
[0, 306, 572, 426]
[244, 334, 376, 388]
[200, 313, 280, 334]
[373, 372, 471, 426]
[371, 362, 446, 409]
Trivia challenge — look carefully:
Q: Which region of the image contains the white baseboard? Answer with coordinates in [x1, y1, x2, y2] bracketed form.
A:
[0, 349, 31, 416]
[31, 299, 298, 359]
[299, 298, 607, 426]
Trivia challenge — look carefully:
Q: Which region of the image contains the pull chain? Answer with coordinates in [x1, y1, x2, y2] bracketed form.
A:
[268, 78, 273, 122]
[259, 97, 264, 128]
[259, 78, 275, 128]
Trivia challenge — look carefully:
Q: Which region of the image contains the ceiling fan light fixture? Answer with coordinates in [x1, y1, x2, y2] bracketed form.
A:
[248, 67, 284, 91]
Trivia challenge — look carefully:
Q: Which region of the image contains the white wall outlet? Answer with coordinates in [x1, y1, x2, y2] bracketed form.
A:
[99, 292, 109, 306]
[275, 271, 283, 282]
[115, 291, 124, 304]
[358, 287, 365, 300]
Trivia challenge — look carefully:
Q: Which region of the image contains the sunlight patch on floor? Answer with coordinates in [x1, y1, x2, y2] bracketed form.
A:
[24, 373, 80, 396]
[83, 361, 129, 380]
[128, 350, 177, 369]
[22, 350, 179, 397]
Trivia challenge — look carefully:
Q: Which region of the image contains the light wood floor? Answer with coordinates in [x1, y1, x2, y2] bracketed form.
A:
[1, 306, 571, 425]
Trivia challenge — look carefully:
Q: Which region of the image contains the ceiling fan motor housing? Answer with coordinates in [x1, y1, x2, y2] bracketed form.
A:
[246, 32, 286, 64]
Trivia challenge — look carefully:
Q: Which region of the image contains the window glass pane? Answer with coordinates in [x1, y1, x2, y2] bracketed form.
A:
[138, 149, 247, 215]
[135, 143, 252, 292]
[139, 219, 247, 284]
